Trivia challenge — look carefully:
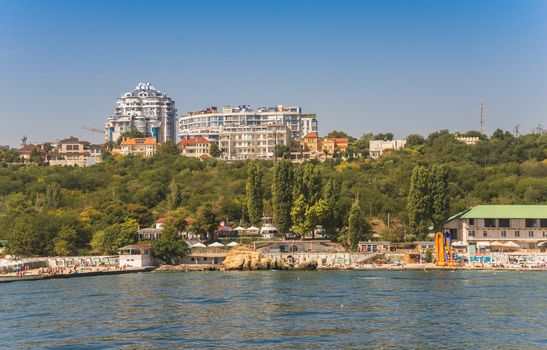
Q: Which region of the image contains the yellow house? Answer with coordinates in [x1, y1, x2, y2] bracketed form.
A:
[303, 132, 322, 152]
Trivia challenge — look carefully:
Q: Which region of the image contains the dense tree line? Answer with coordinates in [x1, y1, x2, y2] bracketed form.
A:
[0, 129, 544, 256]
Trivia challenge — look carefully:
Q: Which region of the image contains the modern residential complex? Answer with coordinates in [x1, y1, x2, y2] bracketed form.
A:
[369, 139, 407, 158]
[219, 124, 291, 161]
[179, 105, 316, 143]
[105, 83, 177, 144]
[444, 205, 547, 250]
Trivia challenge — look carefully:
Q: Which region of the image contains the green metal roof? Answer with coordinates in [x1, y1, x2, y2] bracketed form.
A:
[459, 205, 547, 219]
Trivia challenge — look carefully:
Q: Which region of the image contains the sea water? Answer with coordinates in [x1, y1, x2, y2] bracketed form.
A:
[1, 270, 546, 349]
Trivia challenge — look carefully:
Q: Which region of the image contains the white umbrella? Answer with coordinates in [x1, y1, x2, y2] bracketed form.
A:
[190, 242, 206, 248]
[208, 242, 224, 247]
[451, 241, 468, 247]
[234, 226, 246, 231]
[227, 241, 239, 247]
[247, 226, 259, 232]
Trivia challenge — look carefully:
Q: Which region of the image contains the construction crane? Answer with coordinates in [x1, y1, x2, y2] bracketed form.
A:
[82, 126, 104, 134]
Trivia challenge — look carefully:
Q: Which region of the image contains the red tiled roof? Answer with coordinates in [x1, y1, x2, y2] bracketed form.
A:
[304, 132, 319, 138]
[121, 138, 157, 145]
[178, 137, 210, 146]
[156, 217, 168, 223]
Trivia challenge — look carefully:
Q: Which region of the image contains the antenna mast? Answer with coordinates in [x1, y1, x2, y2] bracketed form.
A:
[480, 100, 486, 134]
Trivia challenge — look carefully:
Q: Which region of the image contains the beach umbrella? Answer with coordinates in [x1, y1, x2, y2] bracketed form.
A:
[208, 242, 224, 247]
[234, 226, 246, 231]
[503, 241, 520, 250]
[247, 226, 259, 232]
[227, 241, 239, 247]
[190, 242, 206, 248]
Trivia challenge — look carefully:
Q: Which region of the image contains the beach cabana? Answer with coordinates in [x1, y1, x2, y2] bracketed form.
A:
[227, 241, 239, 247]
[208, 242, 225, 248]
[190, 242, 207, 248]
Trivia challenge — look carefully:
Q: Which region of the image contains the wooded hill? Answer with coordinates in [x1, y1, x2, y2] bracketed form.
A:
[0, 129, 545, 256]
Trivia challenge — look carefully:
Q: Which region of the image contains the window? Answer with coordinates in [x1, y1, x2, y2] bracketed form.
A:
[484, 219, 496, 227]
[468, 218, 475, 226]
[525, 219, 538, 228]
[501, 231, 506, 237]
[543, 232, 546, 238]
[528, 231, 534, 237]
[514, 231, 520, 237]
[483, 231, 488, 237]
[541, 219, 547, 228]
[468, 230, 475, 237]
[498, 219, 510, 228]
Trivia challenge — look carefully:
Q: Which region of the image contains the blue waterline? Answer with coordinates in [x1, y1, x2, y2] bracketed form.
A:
[1, 270, 546, 349]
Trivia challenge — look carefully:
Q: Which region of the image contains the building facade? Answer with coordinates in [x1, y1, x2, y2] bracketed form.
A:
[177, 137, 211, 158]
[114, 137, 158, 157]
[106, 83, 177, 143]
[179, 104, 310, 142]
[369, 139, 407, 158]
[218, 124, 291, 161]
[47, 137, 102, 167]
[444, 205, 547, 250]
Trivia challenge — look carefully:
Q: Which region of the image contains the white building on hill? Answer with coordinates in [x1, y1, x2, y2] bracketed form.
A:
[106, 83, 177, 143]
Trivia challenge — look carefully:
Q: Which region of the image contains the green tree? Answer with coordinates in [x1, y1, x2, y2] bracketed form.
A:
[209, 143, 222, 157]
[157, 141, 179, 156]
[430, 164, 450, 231]
[152, 223, 188, 264]
[274, 144, 291, 159]
[407, 166, 432, 238]
[167, 179, 183, 209]
[345, 198, 370, 250]
[91, 219, 138, 254]
[190, 205, 218, 240]
[373, 132, 394, 141]
[293, 163, 322, 206]
[5, 220, 40, 257]
[322, 178, 341, 237]
[53, 225, 78, 256]
[272, 160, 293, 234]
[246, 161, 263, 226]
[290, 194, 308, 236]
[405, 134, 425, 147]
[326, 130, 355, 141]
[45, 182, 62, 209]
[116, 130, 144, 145]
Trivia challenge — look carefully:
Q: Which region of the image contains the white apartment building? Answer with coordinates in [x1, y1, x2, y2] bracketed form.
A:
[219, 124, 291, 161]
[444, 205, 547, 250]
[369, 139, 407, 158]
[179, 104, 309, 143]
[301, 114, 318, 138]
[106, 83, 177, 143]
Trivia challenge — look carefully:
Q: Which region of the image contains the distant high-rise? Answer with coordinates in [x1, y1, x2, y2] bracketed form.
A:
[105, 83, 177, 143]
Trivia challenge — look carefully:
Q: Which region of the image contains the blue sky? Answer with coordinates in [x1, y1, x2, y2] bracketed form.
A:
[0, 0, 545, 146]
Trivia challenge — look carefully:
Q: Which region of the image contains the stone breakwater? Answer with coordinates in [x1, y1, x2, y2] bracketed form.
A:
[222, 246, 380, 270]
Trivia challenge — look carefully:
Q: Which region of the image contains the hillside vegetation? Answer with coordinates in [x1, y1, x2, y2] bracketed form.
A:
[0, 129, 545, 256]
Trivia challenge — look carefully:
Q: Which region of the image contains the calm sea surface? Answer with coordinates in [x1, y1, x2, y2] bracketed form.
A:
[1, 270, 546, 349]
